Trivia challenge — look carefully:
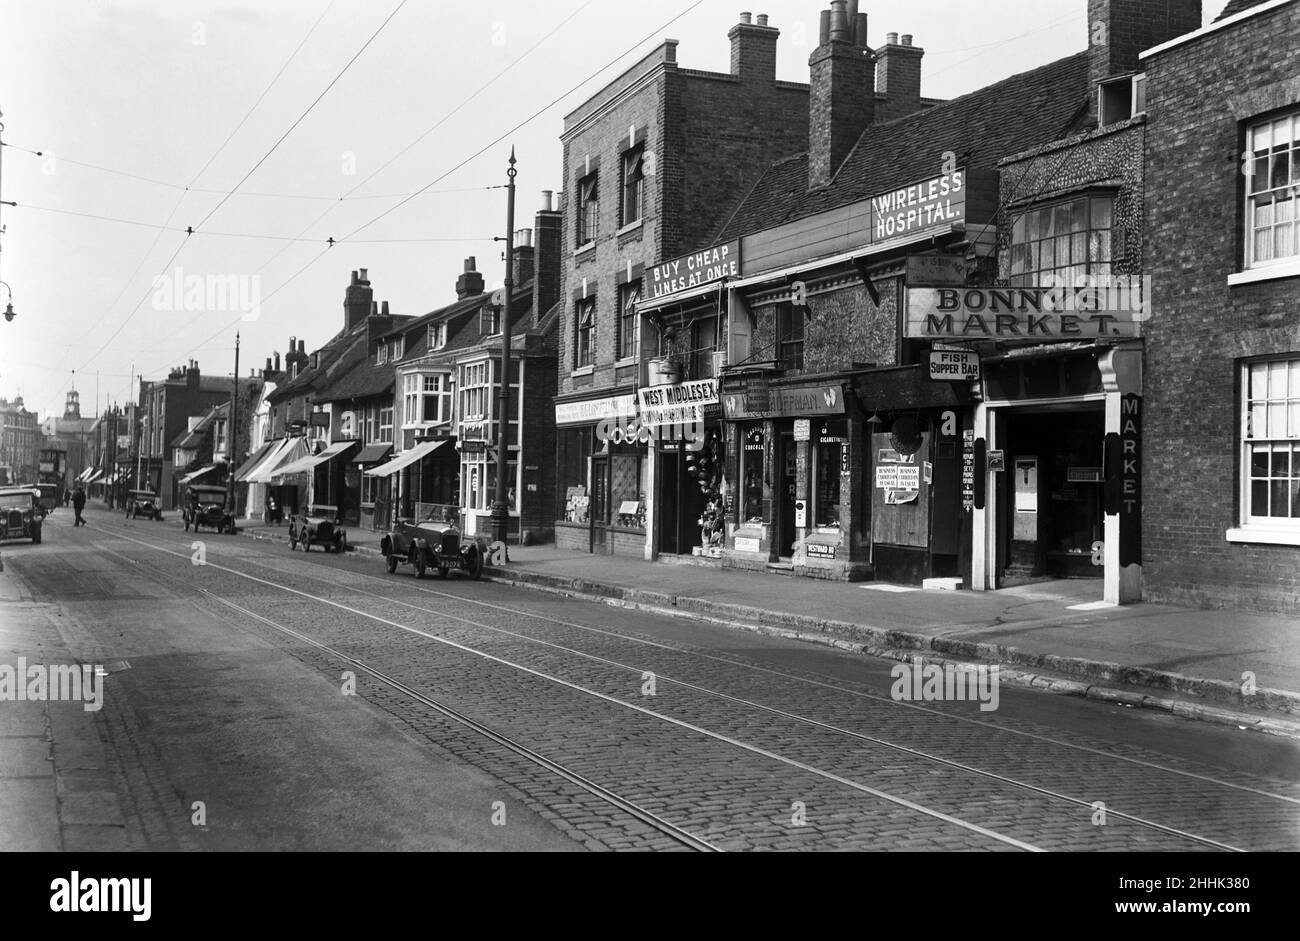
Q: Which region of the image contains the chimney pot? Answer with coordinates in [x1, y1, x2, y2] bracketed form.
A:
[466, 257, 477, 272]
[819, 9, 830, 44]
[887, 31, 898, 44]
[299, 339, 305, 354]
[381, 300, 390, 316]
[829, 0, 849, 42]
[274, 352, 281, 372]
[351, 270, 359, 284]
[358, 268, 368, 282]
[541, 190, 554, 212]
[855, 12, 868, 47]
[901, 33, 912, 46]
[739, 11, 752, 24]
[756, 13, 768, 26]
[372, 301, 379, 317]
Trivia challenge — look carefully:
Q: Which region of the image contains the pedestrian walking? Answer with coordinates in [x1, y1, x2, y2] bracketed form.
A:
[72, 485, 87, 527]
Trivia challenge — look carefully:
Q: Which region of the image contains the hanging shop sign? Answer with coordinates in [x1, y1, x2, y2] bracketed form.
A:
[554, 394, 637, 427]
[904, 282, 1150, 340]
[722, 383, 845, 420]
[646, 240, 741, 304]
[637, 378, 718, 428]
[928, 349, 980, 382]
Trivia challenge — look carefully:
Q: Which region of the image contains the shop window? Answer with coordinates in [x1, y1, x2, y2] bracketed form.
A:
[608, 450, 646, 529]
[460, 361, 490, 421]
[1008, 195, 1114, 287]
[741, 428, 765, 523]
[692, 317, 718, 379]
[1245, 112, 1299, 270]
[620, 146, 644, 228]
[557, 426, 591, 523]
[618, 282, 640, 361]
[379, 407, 393, 443]
[575, 298, 596, 368]
[815, 419, 847, 529]
[777, 302, 804, 371]
[577, 172, 599, 246]
[1243, 357, 1300, 526]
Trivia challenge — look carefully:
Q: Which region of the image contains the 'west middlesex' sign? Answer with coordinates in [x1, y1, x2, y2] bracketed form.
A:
[637, 378, 718, 428]
[647, 240, 740, 304]
[905, 282, 1150, 340]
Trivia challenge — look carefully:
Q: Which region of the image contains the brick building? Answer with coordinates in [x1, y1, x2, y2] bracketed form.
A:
[0, 395, 39, 486]
[1141, 0, 1300, 611]
[554, 11, 815, 558]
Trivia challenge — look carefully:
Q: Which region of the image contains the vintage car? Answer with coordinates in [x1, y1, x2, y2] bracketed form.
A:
[380, 517, 483, 579]
[125, 489, 163, 521]
[0, 487, 43, 543]
[288, 513, 348, 553]
[183, 484, 234, 534]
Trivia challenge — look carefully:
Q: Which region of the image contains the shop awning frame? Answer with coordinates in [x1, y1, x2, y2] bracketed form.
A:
[232, 441, 275, 482]
[354, 443, 393, 464]
[271, 440, 360, 481]
[178, 464, 223, 486]
[363, 439, 450, 477]
[242, 437, 310, 484]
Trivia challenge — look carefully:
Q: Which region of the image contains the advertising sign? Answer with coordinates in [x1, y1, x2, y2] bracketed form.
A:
[905, 282, 1149, 340]
[722, 383, 845, 420]
[871, 171, 965, 243]
[637, 378, 718, 428]
[554, 394, 637, 427]
[646, 240, 740, 304]
[928, 349, 980, 382]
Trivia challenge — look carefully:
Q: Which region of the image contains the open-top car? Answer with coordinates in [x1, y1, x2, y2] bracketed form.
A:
[288, 511, 348, 553]
[183, 484, 234, 534]
[125, 489, 163, 521]
[380, 514, 483, 580]
[0, 487, 43, 543]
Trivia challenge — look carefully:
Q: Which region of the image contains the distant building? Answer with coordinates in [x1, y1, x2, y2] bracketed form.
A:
[0, 395, 39, 486]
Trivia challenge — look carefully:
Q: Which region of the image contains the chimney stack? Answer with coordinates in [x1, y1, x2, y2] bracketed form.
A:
[345, 267, 374, 330]
[1086, 0, 1201, 123]
[730, 11, 780, 83]
[808, 2, 875, 190]
[512, 228, 536, 286]
[533, 191, 562, 326]
[274, 352, 281, 373]
[876, 31, 925, 119]
[456, 256, 485, 300]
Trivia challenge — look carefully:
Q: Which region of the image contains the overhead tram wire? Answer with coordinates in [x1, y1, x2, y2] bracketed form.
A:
[41, 0, 341, 413]
[154, 0, 709, 379]
[239, 0, 599, 287]
[80, 0, 411, 406]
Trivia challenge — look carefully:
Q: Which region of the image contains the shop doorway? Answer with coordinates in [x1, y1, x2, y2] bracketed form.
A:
[998, 405, 1105, 586]
[777, 432, 797, 558]
[591, 456, 609, 552]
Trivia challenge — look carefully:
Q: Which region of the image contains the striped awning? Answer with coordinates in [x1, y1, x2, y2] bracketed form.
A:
[232, 441, 274, 481]
[178, 464, 222, 486]
[241, 438, 310, 484]
[363, 439, 449, 477]
[271, 440, 360, 481]
[85, 469, 104, 484]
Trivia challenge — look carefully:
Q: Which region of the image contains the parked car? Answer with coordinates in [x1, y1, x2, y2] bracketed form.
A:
[183, 484, 234, 534]
[288, 513, 348, 553]
[0, 487, 43, 543]
[125, 489, 163, 521]
[380, 516, 483, 579]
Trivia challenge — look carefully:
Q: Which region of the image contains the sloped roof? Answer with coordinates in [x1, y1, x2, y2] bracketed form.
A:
[169, 402, 229, 449]
[714, 51, 1091, 244]
[1216, 0, 1275, 20]
[267, 324, 365, 405]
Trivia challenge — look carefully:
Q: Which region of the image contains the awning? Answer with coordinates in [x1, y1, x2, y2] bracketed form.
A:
[178, 464, 222, 486]
[354, 443, 393, 464]
[77, 467, 94, 482]
[363, 439, 450, 477]
[232, 442, 274, 481]
[271, 440, 360, 481]
[243, 437, 311, 484]
[85, 469, 104, 484]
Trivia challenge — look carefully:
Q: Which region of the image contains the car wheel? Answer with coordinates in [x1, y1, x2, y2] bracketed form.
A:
[386, 553, 399, 574]
[412, 549, 426, 579]
[288, 528, 298, 550]
[468, 545, 484, 581]
[437, 566, 449, 579]
[31, 526, 41, 545]
[302, 535, 311, 552]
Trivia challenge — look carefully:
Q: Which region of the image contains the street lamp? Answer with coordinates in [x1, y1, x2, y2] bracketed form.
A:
[0, 281, 15, 322]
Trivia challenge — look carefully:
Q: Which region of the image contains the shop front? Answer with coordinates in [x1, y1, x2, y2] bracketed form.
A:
[721, 377, 868, 579]
[553, 390, 646, 556]
[640, 377, 722, 559]
[905, 285, 1145, 604]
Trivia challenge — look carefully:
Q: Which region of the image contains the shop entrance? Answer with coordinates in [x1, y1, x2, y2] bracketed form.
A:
[591, 456, 609, 552]
[777, 431, 798, 558]
[997, 404, 1105, 586]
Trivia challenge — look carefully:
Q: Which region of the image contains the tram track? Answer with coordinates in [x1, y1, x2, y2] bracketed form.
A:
[86, 522, 1300, 851]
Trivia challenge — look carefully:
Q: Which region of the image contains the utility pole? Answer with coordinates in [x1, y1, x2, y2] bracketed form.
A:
[226, 331, 239, 513]
[491, 148, 517, 546]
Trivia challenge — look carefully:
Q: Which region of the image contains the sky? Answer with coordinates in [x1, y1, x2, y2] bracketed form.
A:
[0, 0, 1232, 421]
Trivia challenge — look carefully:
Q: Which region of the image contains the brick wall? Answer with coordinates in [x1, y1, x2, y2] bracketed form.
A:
[1143, 2, 1300, 611]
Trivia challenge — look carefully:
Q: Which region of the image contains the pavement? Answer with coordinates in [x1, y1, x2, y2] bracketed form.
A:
[231, 517, 1300, 737]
